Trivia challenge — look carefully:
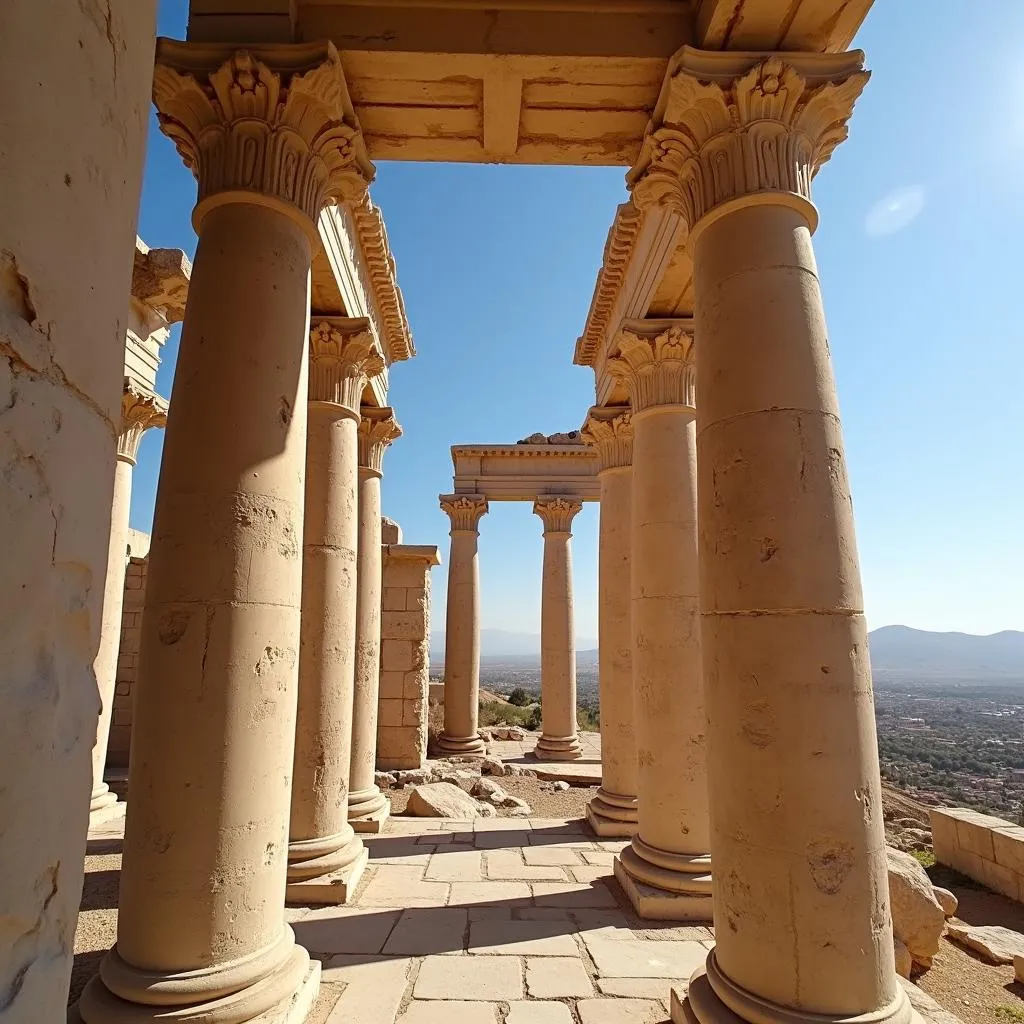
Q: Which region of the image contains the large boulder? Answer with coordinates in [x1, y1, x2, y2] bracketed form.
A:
[407, 782, 486, 819]
[946, 923, 1024, 965]
[886, 847, 945, 969]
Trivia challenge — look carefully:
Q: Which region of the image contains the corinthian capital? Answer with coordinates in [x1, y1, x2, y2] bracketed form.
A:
[627, 47, 869, 234]
[152, 40, 375, 233]
[357, 407, 402, 475]
[309, 317, 385, 413]
[119, 380, 168, 464]
[439, 494, 489, 534]
[608, 319, 695, 414]
[533, 496, 583, 535]
[580, 407, 633, 471]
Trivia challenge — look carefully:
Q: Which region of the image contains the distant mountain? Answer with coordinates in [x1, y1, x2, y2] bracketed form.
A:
[869, 625, 1024, 683]
[430, 629, 597, 665]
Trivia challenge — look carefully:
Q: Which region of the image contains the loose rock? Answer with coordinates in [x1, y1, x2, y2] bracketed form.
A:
[552, 781, 569, 792]
[407, 782, 487, 819]
[471, 778, 507, 803]
[886, 846, 945, 969]
[932, 886, 957, 918]
[480, 755, 505, 776]
[374, 771, 396, 790]
[946, 923, 1024, 965]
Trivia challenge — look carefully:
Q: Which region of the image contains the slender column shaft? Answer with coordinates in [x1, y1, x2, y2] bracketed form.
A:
[82, 201, 314, 1021]
[534, 497, 583, 762]
[348, 469, 386, 818]
[693, 201, 903, 1020]
[438, 495, 488, 756]
[90, 455, 134, 817]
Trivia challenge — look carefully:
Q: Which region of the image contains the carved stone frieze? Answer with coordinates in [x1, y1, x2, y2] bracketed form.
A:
[357, 406, 402, 474]
[581, 407, 634, 471]
[608, 320, 695, 413]
[533, 496, 583, 535]
[627, 47, 869, 233]
[439, 494, 489, 534]
[309, 317, 385, 412]
[153, 40, 375, 230]
[118, 380, 169, 464]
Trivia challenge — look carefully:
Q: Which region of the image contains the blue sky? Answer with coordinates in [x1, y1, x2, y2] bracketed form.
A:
[134, 0, 1024, 642]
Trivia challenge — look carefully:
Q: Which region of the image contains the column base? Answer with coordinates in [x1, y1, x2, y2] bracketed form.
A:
[89, 799, 127, 831]
[614, 838, 712, 921]
[586, 789, 638, 837]
[672, 956, 921, 1024]
[78, 934, 317, 1023]
[286, 846, 368, 905]
[347, 790, 391, 833]
[437, 732, 487, 757]
[534, 734, 583, 761]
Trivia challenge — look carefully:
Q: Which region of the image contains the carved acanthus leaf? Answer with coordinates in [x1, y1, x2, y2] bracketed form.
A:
[627, 48, 869, 231]
[309, 318, 385, 411]
[153, 40, 375, 228]
[357, 407, 402, 473]
[580, 407, 633, 471]
[439, 494, 489, 533]
[119, 380, 169, 463]
[533, 496, 583, 534]
[608, 322, 695, 412]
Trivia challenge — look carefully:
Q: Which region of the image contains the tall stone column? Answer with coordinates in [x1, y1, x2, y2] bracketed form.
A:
[533, 497, 583, 762]
[437, 494, 489, 756]
[348, 406, 402, 831]
[90, 383, 167, 825]
[606, 322, 711, 921]
[627, 49, 914, 1024]
[287, 319, 383, 903]
[81, 41, 374, 1023]
[581, 409, 637, 836]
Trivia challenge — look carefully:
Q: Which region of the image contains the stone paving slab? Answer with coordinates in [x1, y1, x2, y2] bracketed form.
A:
[383, 908, 467, 956]
[582, 934, 707, 979]
[414, 955, 523, 1000]
[526, 956, 595, 997]
[397, 1001, 496, 1024]
[293, 905, 401, 956]
[507, 1001, 575, 1024]
[578, 998, 668, 1023]
[467, 919, 582, 956]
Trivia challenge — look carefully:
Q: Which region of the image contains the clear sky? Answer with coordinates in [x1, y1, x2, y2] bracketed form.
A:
[133, 0, 1024, 643]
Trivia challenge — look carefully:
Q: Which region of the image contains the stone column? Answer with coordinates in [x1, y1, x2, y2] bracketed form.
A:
[581, 408, 637, 836]
[437, 494, 489, 756]
[533, 497, 583, 761]
[1, 4, 156, 1015]
[628, 50, 913, 1024]
[81, 41, 374, 1023]
[287, 318, 383, 904]
[348, 406, 402, 831]
[90, 383, 167, 825]
[607, 322, 711, 921]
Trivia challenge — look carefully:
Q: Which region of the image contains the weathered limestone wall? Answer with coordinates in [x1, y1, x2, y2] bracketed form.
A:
[107, 554, 149, 770]
[932, 807, 1024, 902]
[378, 532, 440, 770]
[0, 0, 157, 1016]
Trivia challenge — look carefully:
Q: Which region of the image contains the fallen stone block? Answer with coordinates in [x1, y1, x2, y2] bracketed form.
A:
[886, 847, 945, 968]
[946, 923, 1024, 965]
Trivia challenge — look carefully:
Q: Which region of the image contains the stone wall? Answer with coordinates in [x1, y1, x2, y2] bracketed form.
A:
[377, 540, 441, 770]
[931, 806, 1024, 902]
[108, 554, 149, 769]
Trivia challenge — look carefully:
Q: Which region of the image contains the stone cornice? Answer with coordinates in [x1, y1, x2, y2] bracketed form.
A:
[609, 318, 695, 412]
[581, 406, 633, 471]
[348, 194, 415, 363]
[153, 39, 375, 233]
[451, 444, 596, 461]
[627, 47, 869, 235]
[358, 406, 402, 474]
[383, 544, 442, 567]
[308, 316, 385, 412]
[533, 495, 583, 535]
[439, 494, 489, 534]
[574, 202, 642, 368]
[131, 240, 191, 326]
[119, 380, 168, 465]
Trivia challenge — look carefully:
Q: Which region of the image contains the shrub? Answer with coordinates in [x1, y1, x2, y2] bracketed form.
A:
[507, 687, 532, 707]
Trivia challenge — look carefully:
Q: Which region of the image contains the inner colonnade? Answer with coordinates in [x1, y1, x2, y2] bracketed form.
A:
[0, 2, 919, 1024]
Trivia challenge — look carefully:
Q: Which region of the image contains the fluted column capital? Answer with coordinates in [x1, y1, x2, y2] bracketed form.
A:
[308, 317, 384, 414]
[627, 47, 869, 237]
[533, 496, 583, 536]
[357, 406, 401, 477]
[608, 319, 695, 415]
[581, 406, 633, 472]
[118, 380, 168, 465]
[439, 494, 489, 535]
[152, 39, 375, 239]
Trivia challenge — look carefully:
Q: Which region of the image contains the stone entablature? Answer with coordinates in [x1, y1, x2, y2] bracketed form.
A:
[931, 807, 1024, 904]
[451, 444, 599, 502]
[378, 542, 442, 771]
[127, 239, 190, 391]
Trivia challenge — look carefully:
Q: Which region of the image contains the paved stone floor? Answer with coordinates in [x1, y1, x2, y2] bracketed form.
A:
[76, 812, 711, 1023]
[490, 731, 604, 786]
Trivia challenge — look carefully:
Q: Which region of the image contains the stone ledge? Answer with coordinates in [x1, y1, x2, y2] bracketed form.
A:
[931, 806, 1024, 902]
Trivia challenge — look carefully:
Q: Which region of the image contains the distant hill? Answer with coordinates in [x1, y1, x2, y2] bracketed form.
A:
[431, 624, 1024, 684]
[869, 625, 1024, 683]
